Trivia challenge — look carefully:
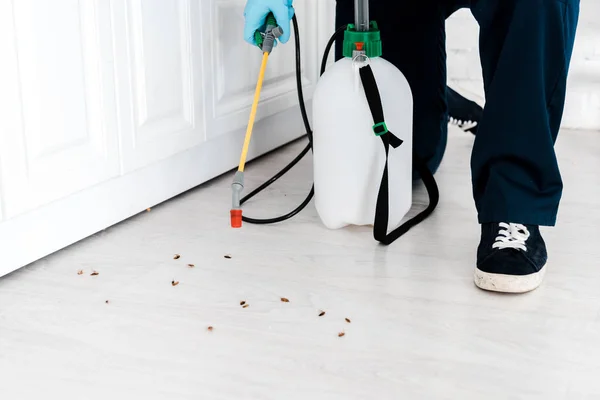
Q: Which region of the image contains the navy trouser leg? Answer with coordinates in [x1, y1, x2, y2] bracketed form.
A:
[470, 0, 580, 226]
[335, 0, 450, 176]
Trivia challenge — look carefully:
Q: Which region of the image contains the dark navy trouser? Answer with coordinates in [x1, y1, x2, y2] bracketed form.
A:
[335, 0, 580, 226]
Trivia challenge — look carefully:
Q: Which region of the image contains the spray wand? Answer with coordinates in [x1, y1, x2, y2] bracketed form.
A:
[230, 13, 283, 228]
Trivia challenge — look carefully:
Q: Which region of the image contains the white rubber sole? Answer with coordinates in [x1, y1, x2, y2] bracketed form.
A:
[473, 265, 546, 294]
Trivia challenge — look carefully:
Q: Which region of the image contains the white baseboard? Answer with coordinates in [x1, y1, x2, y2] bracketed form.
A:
[0, 106, 308, 278]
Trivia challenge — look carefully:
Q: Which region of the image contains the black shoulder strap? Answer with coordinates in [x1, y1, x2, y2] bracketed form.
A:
[358, 64, 439, 246]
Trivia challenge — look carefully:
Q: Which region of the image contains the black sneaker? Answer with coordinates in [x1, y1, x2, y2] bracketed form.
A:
[474, 222, 548, 293]
[447, 86, 483, 135]
[448, 116, 479, 133]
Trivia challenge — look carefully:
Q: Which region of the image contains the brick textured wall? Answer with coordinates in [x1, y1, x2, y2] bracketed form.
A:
[446, 1, 600, 130]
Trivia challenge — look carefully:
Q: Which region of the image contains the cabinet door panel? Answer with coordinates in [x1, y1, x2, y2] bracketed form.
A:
[113, 0, 204, 172]
[0, 0, 120, 219]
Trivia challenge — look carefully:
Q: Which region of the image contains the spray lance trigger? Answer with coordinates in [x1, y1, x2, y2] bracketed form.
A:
[254, 12, 284, 54]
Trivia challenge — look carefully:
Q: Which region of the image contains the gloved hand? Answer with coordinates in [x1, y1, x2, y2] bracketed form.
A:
[243, 0, 294, 47]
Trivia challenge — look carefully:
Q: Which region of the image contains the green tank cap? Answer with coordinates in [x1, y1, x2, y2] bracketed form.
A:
[342, 21, 382, 58]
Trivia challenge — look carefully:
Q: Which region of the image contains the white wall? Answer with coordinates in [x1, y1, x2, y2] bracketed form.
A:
[446, 0, 600, 130]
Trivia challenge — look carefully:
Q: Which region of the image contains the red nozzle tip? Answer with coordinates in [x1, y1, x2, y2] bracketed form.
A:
[230, 209, 242, 228]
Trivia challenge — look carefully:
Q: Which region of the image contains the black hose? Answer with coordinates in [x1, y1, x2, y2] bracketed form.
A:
[240, 16, 347, 224]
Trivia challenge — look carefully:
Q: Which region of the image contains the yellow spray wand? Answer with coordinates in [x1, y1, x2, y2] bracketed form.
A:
[238, 52, 269, 174]
[231, 13, 283, 228]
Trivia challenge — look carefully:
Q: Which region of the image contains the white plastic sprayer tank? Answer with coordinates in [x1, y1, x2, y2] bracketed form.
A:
[312, 20, 413, 232]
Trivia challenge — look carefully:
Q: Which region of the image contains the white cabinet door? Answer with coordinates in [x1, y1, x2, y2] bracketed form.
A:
[111, 0, 206, 173]
[0, 0, 121, 219]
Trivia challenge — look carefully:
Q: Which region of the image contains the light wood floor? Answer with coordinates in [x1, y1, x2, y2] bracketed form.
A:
[1, 126, 600, 399]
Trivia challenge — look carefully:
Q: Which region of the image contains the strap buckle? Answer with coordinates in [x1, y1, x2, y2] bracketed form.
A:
[372, 121, 388, 136]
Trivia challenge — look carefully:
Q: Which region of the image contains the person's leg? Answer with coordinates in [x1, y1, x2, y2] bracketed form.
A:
[335, 0, 449, 176]
[471, 0, 579, 226]
[469, 0, 580, 292]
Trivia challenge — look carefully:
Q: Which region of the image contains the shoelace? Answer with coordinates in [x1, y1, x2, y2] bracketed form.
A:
[448, 116, 478, 131]
[493, 222, 530, 251]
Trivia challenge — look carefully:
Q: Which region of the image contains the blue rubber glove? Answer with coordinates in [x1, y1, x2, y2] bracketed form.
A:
[243, 0, 294, 46]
